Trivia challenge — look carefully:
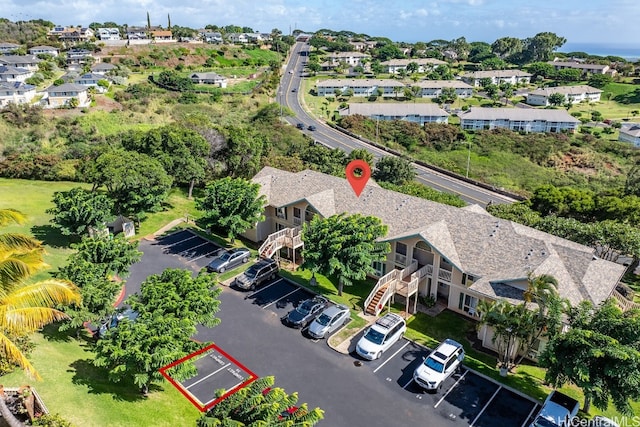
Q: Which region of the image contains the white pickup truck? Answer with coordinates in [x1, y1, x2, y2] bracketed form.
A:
[530, 390, 580, 427]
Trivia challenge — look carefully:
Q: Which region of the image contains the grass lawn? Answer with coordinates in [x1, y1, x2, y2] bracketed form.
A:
[1, 328, 201, 427]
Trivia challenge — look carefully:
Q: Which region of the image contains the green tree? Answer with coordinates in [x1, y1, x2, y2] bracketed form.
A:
[539, 299, 640, 415]
[90, 149, 173, 218]
[120, 125, 209, 198]
[373, 156, 415, 185]
[301, 213, 390, 296]
[0, 209, 81, 379]
[225, 126, 267, 178]
[405, 61, 419, 74]
[548, 92, 566, 107]
[526, 62, 556, 80]
[437, 87, 458, 104]
[556, 68, 582, 82]
[491, 37, 523, 59]
[197, 376, 324, 426]
[522, 32, 566, 63]
[46, 187, 114, 237]
[587, 73, 612, 88]
[300, 145, 347, 176]
[347, 149, 374, 168]
[480, 57, 507, 70]
[196, 177, 266, 242]
[625, 162, 640, 197]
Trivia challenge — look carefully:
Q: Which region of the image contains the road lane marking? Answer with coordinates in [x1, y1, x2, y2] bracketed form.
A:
[373, 341, 410, 373]
[470, 385, 502, 427]
[434, 370, 468, 409]
[247, 278, 284, 296]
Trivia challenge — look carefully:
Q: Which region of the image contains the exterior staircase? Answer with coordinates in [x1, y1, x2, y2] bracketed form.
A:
[258, 227, 303, 259]
[364, 260, 430, 317]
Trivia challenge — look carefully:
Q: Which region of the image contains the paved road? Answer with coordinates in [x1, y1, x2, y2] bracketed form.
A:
[279, 42, 517, 206]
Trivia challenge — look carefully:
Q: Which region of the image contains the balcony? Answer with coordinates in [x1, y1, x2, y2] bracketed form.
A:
[293, 217, 302, 226]
[438, 269, 452, 282]
[394, 253, 407, 266]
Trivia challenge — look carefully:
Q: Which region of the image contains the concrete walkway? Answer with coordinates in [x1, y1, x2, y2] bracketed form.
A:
[145, 217, 188, 240]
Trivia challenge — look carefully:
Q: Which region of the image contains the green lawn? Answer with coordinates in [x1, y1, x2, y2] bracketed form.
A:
[1, 328, 200, 427]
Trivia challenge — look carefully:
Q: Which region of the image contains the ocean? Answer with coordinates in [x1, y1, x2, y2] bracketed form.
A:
[559, 42, 640, 61]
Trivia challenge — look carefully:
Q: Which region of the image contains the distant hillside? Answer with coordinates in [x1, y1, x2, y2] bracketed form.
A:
[0, 18, 54, 45]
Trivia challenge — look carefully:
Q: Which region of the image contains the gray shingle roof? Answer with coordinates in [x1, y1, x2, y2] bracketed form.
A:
[381, 58, 446, 66]
[46, 83, 88, 92]
[316, 79, 405, 88]
[339, 103, 449, 117]
[621, 125, 640, 137]
[460, 107, 581, 123]
[253, 167, 625, 306]
[415, 80, 474, 89]
[462, 70, 531, 79]
[528, 85, 602, 97]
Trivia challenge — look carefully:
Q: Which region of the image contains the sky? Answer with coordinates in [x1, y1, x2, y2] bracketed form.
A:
[3, 0, 640, 47]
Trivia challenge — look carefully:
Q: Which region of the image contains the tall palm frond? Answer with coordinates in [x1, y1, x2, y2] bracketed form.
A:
[0, 330, 41, 380]
[0, 233, 48, 288]
[0, 209, 27, 227]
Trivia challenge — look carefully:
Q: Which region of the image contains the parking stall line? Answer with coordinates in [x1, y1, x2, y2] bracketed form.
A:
[262, 287, 305, 309]
[469, 385, 502, 427]
[185, 363, 231, 390]
[521, 404, 539, 427]
[203, 380, 244, 406]
[190, 248, 221, 263]
[434, 370, 468, 409]
[179, 241, 210, 255]
[165, 235, 198, 248]
[373, 341, 410, 374]
[248, 278, 283, 296]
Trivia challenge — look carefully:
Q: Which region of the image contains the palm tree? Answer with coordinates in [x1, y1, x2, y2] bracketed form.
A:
[0, 209, 81, 380]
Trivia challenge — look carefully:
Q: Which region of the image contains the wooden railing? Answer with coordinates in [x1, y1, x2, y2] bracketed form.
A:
[611, 289, 640, 312]
[438, 269, 452, 282]
[364, 269, 398, 313]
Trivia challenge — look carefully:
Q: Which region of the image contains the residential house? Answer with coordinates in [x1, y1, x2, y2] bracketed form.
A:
[97, 28, 121, 41]
[619, 124, 640, 147]
[461, 70, 532, 87]
[349, 41, 367, 51]
[316, 79, 406, 97]
[321, 52, 370, 70]
[202, 31, 223, 44]
[75, 72, 108, 92]
[460, 108, 580, 133]
[338, 103, 449, 125]
[44, 83, 89, 108]
[381, 58, 447, 74]
[549, 60, 611, 76]
[65, 48, 94, 68]
[227, 33, 249, 44]
[126, 27, 149, 40]
[90, 62, 116, 75]
[246, 166, 625, 359]
[0, 55, 41, 71]
[415, 80, 474, 99]
[150, 30, 173, 42]
[0, 42, 20, 54]
[57, 27, 94, 44]
[190, 72, 227, 88]
[0, 81, 36, 106]
[47, 25, 67, 37]
[0, 65, 33, 83]
[28, 45, 59, 57]
[526, 85, 602, 106]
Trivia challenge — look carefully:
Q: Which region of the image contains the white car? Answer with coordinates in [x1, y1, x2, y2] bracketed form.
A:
[413, 338, 464, 391]
[356, 313, 406, 360]
[307, 304, 350, 339]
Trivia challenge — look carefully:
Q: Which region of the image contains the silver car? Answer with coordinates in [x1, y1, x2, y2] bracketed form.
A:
[307, 304, 350, 339]
[206, 248, 250, 273]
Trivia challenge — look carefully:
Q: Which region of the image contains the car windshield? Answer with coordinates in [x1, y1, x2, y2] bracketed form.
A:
[219, 253, 231, 261]
[424, 356, 445, 373]
[316, 313, 331, 326]
[363, 328, 385, 345]
[244, 267, 259, 278]
[297, 301, 314, 315]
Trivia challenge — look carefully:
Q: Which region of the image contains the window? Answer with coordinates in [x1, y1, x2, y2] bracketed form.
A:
[293, 207, 301, 218]
[276, 206, 287, 219]
[458, 293, 478, 316]
[373, 261, 386, 277]
[395, 242, 407, 266]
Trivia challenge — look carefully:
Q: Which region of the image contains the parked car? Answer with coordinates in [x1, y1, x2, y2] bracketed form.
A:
[283, 295, 329, 329]
[529, 390, 580, 427]
[291, 88, 297, 92]
[233, 258, 279, 291]
[97, 308, 139, 338]
[206, 247, 250, 273]
[307, 304, 350, 339]
[591, 416, 620, 427]
[307, 125, 316, 131]
[413, 338, 464, 391]
[296, 123, 305, 129]
[356, 313, 406, 360]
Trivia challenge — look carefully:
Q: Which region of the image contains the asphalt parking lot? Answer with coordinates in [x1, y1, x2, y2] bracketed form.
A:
[125, 229, 540, 426]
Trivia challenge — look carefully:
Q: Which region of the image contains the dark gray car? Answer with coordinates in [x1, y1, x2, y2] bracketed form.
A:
[234, 258, 279, 291]
[206, 248, 251, 273]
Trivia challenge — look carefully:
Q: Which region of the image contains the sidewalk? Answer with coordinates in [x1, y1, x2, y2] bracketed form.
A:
[144, 217, 187, 240]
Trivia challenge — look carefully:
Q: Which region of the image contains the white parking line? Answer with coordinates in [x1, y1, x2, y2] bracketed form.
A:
[190, 248, 221, 262]
[521, 403, 539, 427]
[469, 385, 502, 427]
[185, 363, 230, 390]
[203, 380, 244, 405]
[248, 278, 283, 295]
[262, 287, 304, 309]
[165, 235, 198, 248]
[434, 370, 468, 408]
[373, 341, 410, 374]
[179, 241, 210, 256]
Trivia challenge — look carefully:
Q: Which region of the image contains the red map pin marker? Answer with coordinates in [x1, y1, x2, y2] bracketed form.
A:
[345, 159, 371, 197]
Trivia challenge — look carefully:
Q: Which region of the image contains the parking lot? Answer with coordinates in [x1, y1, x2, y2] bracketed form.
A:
[126, 229, 541, 426]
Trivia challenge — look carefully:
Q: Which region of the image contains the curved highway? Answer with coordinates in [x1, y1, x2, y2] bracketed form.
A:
[278, 41, 516, 206]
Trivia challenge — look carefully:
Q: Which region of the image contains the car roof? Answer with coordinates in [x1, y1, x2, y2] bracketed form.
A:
[229, 247, 249, 254]
[432, 339, 463, 359]
[372, 313, 404, 331]
[321, 304, 346, 317]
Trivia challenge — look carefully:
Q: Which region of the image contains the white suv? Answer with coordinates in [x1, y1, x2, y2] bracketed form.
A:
[413, 338, 464, 391]
[356, 313, 406, 360]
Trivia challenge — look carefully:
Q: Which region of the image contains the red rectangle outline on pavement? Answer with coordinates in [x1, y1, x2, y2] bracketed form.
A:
[159, 343, 258, 412]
